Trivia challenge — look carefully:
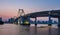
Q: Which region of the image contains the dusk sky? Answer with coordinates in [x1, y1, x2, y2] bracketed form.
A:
[0, 0, 60, 21]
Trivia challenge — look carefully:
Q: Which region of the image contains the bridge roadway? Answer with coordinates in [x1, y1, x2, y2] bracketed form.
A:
[25, 10, 60, 18]
[16, 10, 60, 27]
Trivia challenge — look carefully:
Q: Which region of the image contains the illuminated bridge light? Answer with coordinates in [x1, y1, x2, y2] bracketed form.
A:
[24, 20, 29, 25]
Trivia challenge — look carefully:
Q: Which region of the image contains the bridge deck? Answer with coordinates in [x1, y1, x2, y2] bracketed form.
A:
[25, 10, 60, 18]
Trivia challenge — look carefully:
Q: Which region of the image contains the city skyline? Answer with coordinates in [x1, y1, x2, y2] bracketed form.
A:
[0, 0, 60, 21]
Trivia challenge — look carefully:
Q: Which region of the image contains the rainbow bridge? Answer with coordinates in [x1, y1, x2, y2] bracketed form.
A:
[15, 9, 60, 27]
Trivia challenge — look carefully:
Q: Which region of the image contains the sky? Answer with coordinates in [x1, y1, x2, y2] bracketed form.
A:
[0, 0, 60, 21]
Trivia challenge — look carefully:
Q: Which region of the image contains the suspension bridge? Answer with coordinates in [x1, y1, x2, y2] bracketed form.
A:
[14, 9, 60, 27]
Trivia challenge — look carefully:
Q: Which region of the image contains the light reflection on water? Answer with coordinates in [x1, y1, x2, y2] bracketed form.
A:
[0, 23, 60, 35]
[31, 24, 58, 28]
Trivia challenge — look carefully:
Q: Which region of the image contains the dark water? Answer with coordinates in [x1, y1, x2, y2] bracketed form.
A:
[0, 23, 60, 35]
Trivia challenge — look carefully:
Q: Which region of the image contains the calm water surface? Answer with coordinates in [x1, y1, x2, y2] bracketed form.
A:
[0, 23, 60, 35]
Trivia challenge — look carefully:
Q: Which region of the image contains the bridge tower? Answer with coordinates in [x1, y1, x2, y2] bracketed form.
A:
[18, 9, 25, 16]
[48, 11, 52, 26]
[17, 9, 25, 24]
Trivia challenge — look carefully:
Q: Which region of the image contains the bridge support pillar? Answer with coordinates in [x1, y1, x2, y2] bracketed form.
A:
[58, 17, 60, 27]
[18, 18, 20, 25]
[27, 17, 30, 25]
[48, 13, 52, 26]
[35, 17, 37, 26]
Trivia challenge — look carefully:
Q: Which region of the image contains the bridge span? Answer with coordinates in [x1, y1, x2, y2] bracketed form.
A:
[15, 9, 60, 27]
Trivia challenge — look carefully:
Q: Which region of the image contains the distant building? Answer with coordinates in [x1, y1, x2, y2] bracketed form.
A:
[8, 18, 14, 23]
[54, 21, 57, 24]
[0, 18, 2, 21]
